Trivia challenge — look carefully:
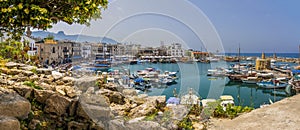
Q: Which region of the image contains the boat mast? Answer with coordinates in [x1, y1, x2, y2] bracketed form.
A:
[238, 43, 240, 72]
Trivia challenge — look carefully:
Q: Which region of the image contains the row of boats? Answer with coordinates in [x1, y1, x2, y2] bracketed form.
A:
[207, 63, 300, 91]
[129, 67, 179, 91]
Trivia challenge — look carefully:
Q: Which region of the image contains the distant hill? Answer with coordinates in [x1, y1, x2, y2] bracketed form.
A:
[31, 31, 118, 43]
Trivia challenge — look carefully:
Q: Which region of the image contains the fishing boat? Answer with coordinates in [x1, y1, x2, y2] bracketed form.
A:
[180, 88, 200, 105]
[256, 80, 288, 89]
[241, 77, 261, 84]
[220, 95, 235, 110]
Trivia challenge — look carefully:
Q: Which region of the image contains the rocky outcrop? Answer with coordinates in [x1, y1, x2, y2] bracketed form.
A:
[44, 94, 72, 116]
[97, 89, 125, 105]
[0, 88, 31, 119]
[0, 116, 20, 130]
[128, 96, 166, 118]
[36, 68, 52, 75]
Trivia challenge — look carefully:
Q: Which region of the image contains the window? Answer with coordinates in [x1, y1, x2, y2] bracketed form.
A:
[52, 47, 55, 53]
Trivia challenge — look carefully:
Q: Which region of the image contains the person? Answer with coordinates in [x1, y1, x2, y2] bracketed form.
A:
[173, 88, 177, 97]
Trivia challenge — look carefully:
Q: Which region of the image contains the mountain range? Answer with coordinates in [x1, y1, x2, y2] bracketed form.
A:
[31, 31, 118, 43]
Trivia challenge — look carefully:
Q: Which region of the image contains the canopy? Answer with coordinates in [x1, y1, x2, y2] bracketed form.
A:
[292, 69, 300, 74]
[134, 78, 144, 83]
[166, 97, 180, 104]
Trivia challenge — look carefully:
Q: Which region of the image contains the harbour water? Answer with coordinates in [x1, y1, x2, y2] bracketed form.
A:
[113, 60, 296, 108]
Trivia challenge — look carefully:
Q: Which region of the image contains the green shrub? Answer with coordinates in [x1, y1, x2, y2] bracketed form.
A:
[212, 104, 254, 119]
[23, 81, 43, 90]
[177, 117, 193, 130]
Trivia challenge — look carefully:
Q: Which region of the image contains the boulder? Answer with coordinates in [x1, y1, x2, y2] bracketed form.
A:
[5, 62, 21, 69]
[77, 93, 111, 122]
[38, 82, 54, 90]
[97, 89, 125, 105]
[128, 96, 166, 118]
[122, 89, 137, 97]
[0, 116, 20, 130]
[8, 69, 21, 75]
[22, 70, 34, 76]
[68, 121, 88, 130]
[28, 119, 40, 130]
[74, 77, 97, 92]
[108, 119, 127, 130]
[36, 68, 52, 75]
[44, 94, 72, 116]
[33, 89, 55, 103]
[62, 76, 75, 83]
[29, 75, 39, 81]
[19, 65, 37, 71]
[168, 105, 189, 121]
[0, 68, 10, 75]
[126, 121, 166, 130]
[13, 85, 33, 98]
[43, 75, 54, 84]
[0, 88, 31, 119]
[52, 71, 64, 80]
[55, 80, 65, 85]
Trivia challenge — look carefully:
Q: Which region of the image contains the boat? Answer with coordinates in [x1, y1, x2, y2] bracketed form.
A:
[180, 88, 200, 105]
[201, 99, 217, 107]
[220, 95, 235, 110]
[241, 77, 261, 84]
[256, 80, 288, 89]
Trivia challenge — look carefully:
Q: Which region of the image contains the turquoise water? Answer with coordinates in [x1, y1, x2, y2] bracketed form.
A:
[114, 62, 294, 108]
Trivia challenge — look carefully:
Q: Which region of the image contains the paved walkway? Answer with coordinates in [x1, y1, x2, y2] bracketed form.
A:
[208, 94, 300, 130]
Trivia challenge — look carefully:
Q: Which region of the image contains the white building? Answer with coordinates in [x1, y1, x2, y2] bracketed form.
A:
[81, 43, 92, 59]
[167, 43, 185, 58]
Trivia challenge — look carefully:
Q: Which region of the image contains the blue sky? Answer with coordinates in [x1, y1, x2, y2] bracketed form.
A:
[46, 0, 300, 53]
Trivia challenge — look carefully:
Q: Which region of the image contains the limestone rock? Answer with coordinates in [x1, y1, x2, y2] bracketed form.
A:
[22, 70, 34, 76]
[36, 68, 52, 75]
[28, 119, 40, 130]
[0, 68, 10, 75]
[29, 75, 39, 81]
[19, 65, 37, 71]
[68, 121, 88, 130]
[168, 105, 189, 121]
[108, 119, 127, 130]
[126, 120, 166, 130]
[122, 89, 137, 97]
[33, 89, 55, 103]
[52, 71, 64, 80]
[97, 89, 125, 105]
[0, 116, 20, 130]
[74, 77, 97, 92]
[43, 75, 54, 84]
[13, 85, 33, 98]
[38, 82, 54, 90]
[128, 96, 166, 118]
[0, 88, 31, 119]
[5, 62, 21, 69]
[77, 93, 111, 122]
[44, 94, 72, 116]
[8, 69, 21, 75]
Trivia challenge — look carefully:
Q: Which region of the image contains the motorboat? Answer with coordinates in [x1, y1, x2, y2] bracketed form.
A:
[220, 95, 235, 111]
[241, 77, 261, 84]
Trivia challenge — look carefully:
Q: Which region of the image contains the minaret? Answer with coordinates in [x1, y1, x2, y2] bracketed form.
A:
[261, 52, 265, 59]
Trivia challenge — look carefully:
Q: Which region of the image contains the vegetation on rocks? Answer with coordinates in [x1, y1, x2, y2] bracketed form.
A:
[213, 104, 254, 119]
[23, 81, 42, 90]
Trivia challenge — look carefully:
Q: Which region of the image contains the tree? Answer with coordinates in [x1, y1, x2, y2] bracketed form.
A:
[0, 0, 108, 39]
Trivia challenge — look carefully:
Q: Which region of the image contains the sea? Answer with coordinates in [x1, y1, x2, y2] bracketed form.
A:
[112, 53, 298, 108]
[226, 53, 299, 58]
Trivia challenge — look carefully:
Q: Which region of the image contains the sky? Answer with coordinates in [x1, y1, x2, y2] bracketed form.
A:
[44, 0, 300, 53]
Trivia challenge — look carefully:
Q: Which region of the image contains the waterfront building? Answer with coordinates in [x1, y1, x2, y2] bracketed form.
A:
[255, 52, 271, 70]
[35, 40, 79, 65]
[166, 43, 185, 58]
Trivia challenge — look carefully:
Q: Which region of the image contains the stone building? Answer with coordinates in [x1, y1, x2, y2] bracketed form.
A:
[36, 40, 81, 65]
[255, 52, 271, 70]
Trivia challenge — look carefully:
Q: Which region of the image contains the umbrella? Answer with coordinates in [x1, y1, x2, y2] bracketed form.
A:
[166, 97, 180, 105]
